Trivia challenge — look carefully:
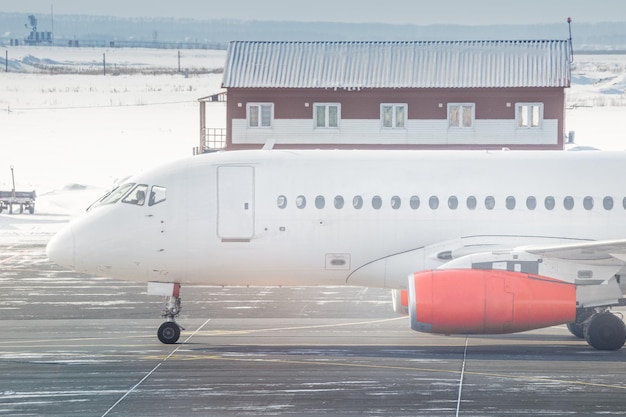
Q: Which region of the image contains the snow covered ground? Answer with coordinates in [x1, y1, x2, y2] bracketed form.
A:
[0, 47, 226, 243]
[0, 46, 626, 244]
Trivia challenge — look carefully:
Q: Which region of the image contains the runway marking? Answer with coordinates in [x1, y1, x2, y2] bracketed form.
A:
[0, 253, 23, 264]
[455, 337, 468, 417]
[100, 318, 211, 417]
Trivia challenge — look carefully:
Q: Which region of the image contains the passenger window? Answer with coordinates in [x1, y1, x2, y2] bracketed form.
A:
[545, 196, 555, 210]
[315, 195, 325, 209]
[372, 196, 382, 210]
[277, 195, 287, 209]
[485, 196, 495, 210]
[334, 196, 344, 209]
[506, 196, 516, 210]
[296, 195, 307, 209]
[353, 195, 363, 209]
[466, 196, 477, 210]
[583, 196, 594, 210]
[603, 196, 614, 210]
[149, 185, 167, 206]
[526, 196, 537, 210]
[429, 196, 439, 210]
[391, 196, 401, 209]
[564, 196, 574, 210]
[410, 196, 420, 209]
[122, 184, 148, 206]
[448, 196, 458, 210]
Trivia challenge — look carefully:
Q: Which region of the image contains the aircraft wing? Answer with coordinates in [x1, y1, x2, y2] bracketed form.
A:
[520, 239, 626, 262]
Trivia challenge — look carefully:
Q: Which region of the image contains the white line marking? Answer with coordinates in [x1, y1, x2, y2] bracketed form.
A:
[0, 254, 22, 264]
[456, 337, 469, 417]
[100, 318, 211, 417]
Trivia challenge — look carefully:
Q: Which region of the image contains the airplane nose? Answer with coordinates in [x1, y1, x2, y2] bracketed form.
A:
[46, 225, 75, 268]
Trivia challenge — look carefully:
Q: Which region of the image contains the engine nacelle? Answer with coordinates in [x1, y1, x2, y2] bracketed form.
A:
[391, 289, 409, 315]
[409, 269, 576, 334]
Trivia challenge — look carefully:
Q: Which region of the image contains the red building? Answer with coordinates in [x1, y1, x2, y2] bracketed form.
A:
[200, 40, 571, 152]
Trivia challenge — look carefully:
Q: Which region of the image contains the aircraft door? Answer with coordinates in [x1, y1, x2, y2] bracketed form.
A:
[217, 166, 255, 241]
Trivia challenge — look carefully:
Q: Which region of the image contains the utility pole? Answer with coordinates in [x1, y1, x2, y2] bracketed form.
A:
[103, 53, 106, 76]
[5, 50, 7, 72]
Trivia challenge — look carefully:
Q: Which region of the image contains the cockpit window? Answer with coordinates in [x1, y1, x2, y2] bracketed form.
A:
[122, 184, 149, 206]
[149, 185, 167, 206]
[91, 183, 136, 209]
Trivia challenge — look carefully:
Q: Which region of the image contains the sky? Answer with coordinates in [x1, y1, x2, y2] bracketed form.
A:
[2, 0, 625, 25]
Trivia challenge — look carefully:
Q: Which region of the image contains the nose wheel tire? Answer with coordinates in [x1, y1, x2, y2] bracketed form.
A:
[158, 322, 181, 344]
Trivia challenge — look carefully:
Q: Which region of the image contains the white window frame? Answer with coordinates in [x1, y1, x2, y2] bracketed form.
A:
[516, 103, 543, 128]
[314, 103, 340, 129]
[448, 103, 475, 129]
[380, 103, 407, 129]
[247, 102, 273, 128]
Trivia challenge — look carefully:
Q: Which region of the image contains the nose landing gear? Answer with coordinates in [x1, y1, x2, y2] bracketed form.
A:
[148, 282, 184, 344]
[157, 295, 183, 344]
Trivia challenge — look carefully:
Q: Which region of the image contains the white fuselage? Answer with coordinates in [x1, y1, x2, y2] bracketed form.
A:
[46, 149, 626, 290]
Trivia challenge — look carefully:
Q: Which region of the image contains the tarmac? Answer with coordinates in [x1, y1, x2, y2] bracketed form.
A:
[2, 242, 626, 416]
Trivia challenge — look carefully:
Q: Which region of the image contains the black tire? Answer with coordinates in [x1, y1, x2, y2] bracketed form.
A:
[568, 308, 595, 339]
[567, 322, 585, 339]
[158, 321, 181, 344]
[28, 206, 34, 214]
[585, 313, 626, 351]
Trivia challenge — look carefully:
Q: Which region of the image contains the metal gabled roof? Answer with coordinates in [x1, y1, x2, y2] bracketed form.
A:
[222, 40, 571, 89]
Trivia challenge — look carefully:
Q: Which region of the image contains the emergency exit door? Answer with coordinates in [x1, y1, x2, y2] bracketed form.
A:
[217, 166, 255, 240]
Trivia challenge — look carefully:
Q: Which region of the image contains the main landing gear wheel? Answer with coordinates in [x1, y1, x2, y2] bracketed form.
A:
[158, 322, 181, 344]
[584, 312, 626, 351]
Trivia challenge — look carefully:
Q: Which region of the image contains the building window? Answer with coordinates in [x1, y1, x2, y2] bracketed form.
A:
[381, 104, 407, 128]
[448, 103, 474, 128]
[314, 103, 340, 128]
[516, 103, 543, 128]
[247, 103, 273, 128]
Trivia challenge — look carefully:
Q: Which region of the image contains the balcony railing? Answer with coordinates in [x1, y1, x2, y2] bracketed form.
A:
[195, 127, 226, 154]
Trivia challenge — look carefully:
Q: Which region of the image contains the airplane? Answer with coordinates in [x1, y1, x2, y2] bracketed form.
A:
[46, 149, 626, 350]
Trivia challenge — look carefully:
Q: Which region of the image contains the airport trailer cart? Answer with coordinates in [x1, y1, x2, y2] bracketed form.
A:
[0, 167, 36, 214]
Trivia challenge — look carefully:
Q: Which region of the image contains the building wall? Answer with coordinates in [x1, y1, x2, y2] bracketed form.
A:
[225, 87, 564, 150]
